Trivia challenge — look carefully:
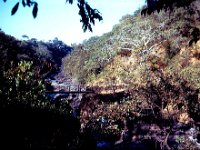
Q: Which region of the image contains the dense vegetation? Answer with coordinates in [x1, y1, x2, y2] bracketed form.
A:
[1, 0, 200, 149]
[0, 31, 82, 149]
[61, 0, 200, 149]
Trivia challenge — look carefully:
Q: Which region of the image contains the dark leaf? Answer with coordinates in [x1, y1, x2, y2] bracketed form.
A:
[93, 9, 103, 22]
[66, 0, 73, 4]
[88, 24, 92, 32]
[27, 0, 31, 7]
[11, 2, 19, 16]
[32, 2, 38, 18]
[22, 0, 26, 7]
[98, 16, 103, 21]
[94, 12, 103, 21]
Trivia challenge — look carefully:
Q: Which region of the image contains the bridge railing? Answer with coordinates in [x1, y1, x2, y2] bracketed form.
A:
[45, 84, 94, 94]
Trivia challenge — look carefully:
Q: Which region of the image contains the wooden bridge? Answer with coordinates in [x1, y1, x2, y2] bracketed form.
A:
[45, 84, 94, 95]
[45, 80, 95, 98]
[45, 90, 94, 94]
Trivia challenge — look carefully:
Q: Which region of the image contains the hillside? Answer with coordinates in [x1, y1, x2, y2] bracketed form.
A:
[61, 1, 200, 149]
[62, 1, 200, 89]
[0, 31, 72, 78]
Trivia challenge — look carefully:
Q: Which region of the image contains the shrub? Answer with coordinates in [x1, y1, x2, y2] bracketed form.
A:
[0, 61, 81, 149]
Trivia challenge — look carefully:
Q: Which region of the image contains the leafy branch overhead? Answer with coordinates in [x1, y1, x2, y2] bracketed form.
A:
[66, 0, 103, 32]
[11, 0, 38, 18]
[78, 1, 103, 32]
[7, 0, 103, 32]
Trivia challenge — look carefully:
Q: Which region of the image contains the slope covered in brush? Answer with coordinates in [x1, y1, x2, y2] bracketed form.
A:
[62, 0, 200, 89]
[61, 1, 200, 149]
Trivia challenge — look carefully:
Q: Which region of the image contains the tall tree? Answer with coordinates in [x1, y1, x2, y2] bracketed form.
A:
[142, 0, 199, 46]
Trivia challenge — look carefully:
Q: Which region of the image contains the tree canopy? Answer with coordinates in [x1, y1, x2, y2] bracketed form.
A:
[143, 0, 200, 45]
[143, 0, 196, 15]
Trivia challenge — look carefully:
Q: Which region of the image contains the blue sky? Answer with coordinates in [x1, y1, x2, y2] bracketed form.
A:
[0, 0, 146, 45]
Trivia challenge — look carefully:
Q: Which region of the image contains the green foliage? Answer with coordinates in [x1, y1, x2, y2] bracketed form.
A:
[0, 31, 72, 111]
[2, 61, 46, 106]
[62, 32, 117, 83]
[0, 32, 81, 149]
[1, 60, 73, 116]
[0, 31, 71, 79]
[180, 66, 200, 88]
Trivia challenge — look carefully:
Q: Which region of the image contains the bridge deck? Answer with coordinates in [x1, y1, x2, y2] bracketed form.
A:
[45, 90, 94, 94]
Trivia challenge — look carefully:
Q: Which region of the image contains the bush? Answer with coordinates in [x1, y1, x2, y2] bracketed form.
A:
[0, 61, 81, 149]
